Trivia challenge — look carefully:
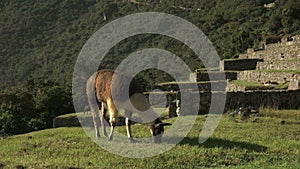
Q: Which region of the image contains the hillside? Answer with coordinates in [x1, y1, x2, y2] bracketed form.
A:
[1, 0, 300, 90]
[0, 113, 299, 168]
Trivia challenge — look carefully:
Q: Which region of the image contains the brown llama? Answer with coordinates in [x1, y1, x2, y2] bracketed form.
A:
[86, 69, 171, 143]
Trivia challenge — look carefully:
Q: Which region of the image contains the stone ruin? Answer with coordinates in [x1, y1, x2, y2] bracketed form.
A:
[160, 35, 300, 93]
[54, 35, 300, 127]
[149, 34, 300, 116]
[227, 34, 300, 91]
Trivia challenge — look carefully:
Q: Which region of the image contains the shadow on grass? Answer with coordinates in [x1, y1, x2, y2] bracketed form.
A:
[165, 137, 267, 152]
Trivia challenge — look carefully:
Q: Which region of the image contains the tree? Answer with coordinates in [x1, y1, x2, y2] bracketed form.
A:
[35, 85, 74, 127]
[0, 102, 29, 135]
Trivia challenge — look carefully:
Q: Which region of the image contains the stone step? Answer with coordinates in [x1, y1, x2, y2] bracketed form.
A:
[190, 71, 237, 82]
[156, 81, 227, 92]
[219, 59, 262, 71]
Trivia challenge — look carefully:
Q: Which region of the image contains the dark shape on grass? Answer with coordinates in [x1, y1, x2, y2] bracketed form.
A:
[66, 167, 83, 169]
[166, 137, 267, 152]
[230, 106, 259, 119]
[0, 163, 5, 169]
[15, 165, 26, 169]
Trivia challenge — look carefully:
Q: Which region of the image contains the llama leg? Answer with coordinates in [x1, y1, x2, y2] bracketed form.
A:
[91, 107, 100, 138]
[125, 110, 135, 143]
[108, 115, 115, 141]
[90, 101, 100, 138]
[107, 99, 118, 141]
[86, 74, 100, 138]
[100, 103, 108, 137]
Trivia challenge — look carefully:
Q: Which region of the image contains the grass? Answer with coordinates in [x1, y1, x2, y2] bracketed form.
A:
[232, 80, 262, 87]
[156, 81, 196, 86]
[274, 82, 289, 89]
[157, 80, 226, 86]
[259, 108, 300, 121]
[232, 80, 289, 89]
[0, 110, 299, 168]
[56, 113, 78, 118]
[223, 58, 263, 62]
[195, 67, 220, 72]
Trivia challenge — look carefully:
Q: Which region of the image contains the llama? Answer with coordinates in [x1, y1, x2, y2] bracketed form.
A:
[86, 69, 171, 143]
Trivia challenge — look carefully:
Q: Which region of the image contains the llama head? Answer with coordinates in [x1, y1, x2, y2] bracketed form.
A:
[150, 122, 171, 143]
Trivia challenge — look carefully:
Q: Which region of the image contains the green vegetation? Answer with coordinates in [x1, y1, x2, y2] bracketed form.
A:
[259, 108, 300, 120]
[1, 0, 300, 91]
[0, 84, 74, 136]
[232, 80, 262, 87]
[0, 110, 299, 168]
[1, 0, 300, 146]
[223, 58, 263, 62]
[157, 80, 226, 86]
[157, 81, 200, 86]
[196, 67, 220, 71]
[274, 82, 289, 89]
[56, 113, 78, 119]
[232, 80, 290, 89]
[0, 2, 299, 167]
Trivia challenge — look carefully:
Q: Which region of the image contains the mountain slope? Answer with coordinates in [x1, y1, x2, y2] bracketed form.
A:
[0, 0, 300, 90]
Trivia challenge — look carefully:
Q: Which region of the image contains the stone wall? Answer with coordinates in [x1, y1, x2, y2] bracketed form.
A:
[288, 74, 300, 90]
[152, 35, 300, 116]
[219, 59, 262, 71]
[288, 79, 300, 90]
[226, 80, 246, 92]
[237, 71, 297, 83]
[146, 89, 300, 115]
[256, 60, 300, 70]
[225, 90, 300, 111]
[226, 34, 300, 90]
[53, 116, 81, 128]
[54, 88, 300, 126]
[187, 90, 300, 114]
[239, 35, 300, 61]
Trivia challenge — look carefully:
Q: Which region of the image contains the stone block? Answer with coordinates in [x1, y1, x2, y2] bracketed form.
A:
[288, 75, 300, 90]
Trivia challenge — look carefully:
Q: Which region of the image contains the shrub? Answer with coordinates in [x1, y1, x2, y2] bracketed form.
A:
[0, 102, 28, 136]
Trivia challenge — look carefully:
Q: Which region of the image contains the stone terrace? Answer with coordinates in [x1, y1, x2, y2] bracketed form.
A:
[234, 35, 300, 86]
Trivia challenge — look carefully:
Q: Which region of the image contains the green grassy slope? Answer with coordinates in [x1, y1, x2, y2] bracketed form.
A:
[1, 112, 299, 168]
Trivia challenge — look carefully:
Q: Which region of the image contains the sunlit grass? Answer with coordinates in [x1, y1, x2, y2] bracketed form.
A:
[232, 80, 262, 87]
[0, 109, 299, 168]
